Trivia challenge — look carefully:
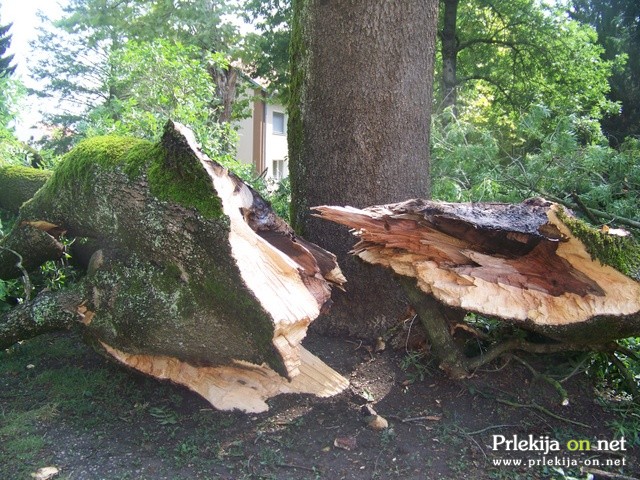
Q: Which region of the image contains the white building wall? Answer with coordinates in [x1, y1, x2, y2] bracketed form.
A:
[236, 112, 254, 167]
[264, 103, 288, 180]
[234, 84, 289, 181]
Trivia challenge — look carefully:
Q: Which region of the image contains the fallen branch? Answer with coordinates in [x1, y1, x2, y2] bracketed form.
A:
[316, 199, 640, 375]
[0, 288, 83, 350]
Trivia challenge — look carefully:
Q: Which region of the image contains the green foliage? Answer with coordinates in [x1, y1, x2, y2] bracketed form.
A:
[248, 176, 291, 222]
[0, 277, 23, 313]
[400, 351, 431, 384]
[242, 0, 292, 103]
[149, 406, 179, 426]
[78, 40, 224, 141]
[589, 339, 640, 402]
[267, 177, 291, 222]
[568, 0, 640, 142]
[37, 257, 76, 292]
[431, 106, 640, 227]
[436, 0, 616, 134]
[31, 0, 246, 154]
[0, 75, 32, 166]
[0, 21, 16, 77]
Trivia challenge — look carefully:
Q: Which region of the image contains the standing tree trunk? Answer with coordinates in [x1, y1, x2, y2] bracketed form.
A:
[440, 0, 459, 115]
[289, 0, 440, 337]
[209, 64, 238, 123]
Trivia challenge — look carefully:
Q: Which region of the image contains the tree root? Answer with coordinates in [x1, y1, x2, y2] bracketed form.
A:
[510, 354, 569, 405]
[0, 287, 82, 350]
[400, 277, 620, 385]
[609, 353, 640, 399]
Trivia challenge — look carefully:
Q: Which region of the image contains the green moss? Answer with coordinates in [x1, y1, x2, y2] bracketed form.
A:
[87, 257, 284, 374]
[558, 208, 640, 280]
[41, 134, 223, 219]
[288, 0, 310, 234]
[147, 147, 223, 219]
[0, 165, 52, 213]
[48, 136, 156, 195]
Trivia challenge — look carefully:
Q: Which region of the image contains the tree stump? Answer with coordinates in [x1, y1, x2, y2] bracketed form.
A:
[315, 198, 640, 375]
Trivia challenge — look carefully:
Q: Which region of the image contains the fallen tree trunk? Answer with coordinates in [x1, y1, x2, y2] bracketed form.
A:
[0, 121, 348, 413]
[0, 165, 52, 214]
[315, 198, 640, 374]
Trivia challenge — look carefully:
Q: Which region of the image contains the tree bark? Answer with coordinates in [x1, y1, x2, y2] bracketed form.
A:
[0, 121, 348, 413]
[316, 198, 640, 370]
[0, 165, 51, 213]
[289, 0, 440, 338]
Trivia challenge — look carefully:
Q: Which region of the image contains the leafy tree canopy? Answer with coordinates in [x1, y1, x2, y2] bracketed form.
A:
[567, 0, 640, 143]
[436, 0, 617, 142]
[0, 21, 16, 78]
[30, 0, 246, 154]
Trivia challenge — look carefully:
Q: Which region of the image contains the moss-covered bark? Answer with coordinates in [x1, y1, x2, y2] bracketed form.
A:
[0, 165, 51, 213]
[0, 288, 82, 350]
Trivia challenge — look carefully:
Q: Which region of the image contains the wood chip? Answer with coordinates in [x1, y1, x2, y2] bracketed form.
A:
[367, 415, 389, 430]
[334, 436, 357, 450]
[31, 466, 59, 480]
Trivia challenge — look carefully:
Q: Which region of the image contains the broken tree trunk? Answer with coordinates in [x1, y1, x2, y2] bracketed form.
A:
[315, 198, 640, 374]
[0, 165, 52, 214]
[0, 121, 348, 413]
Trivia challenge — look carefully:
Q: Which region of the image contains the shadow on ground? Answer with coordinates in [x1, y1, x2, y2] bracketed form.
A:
[1, 331, 638, 479]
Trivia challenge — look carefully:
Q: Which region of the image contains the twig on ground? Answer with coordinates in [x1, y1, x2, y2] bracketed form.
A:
[387, 414, 441, 424]
[454, 426, 488, 461]
[495, 398, 591, 428]
[609, 353, 640, 399]
[511, 354, 569, 405]
[559, 355, 590, 384]
[277, 463, 319, 473]
[467, 424, 519, 435]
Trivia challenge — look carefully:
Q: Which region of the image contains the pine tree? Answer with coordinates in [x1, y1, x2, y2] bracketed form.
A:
[0, 22, 16, 77]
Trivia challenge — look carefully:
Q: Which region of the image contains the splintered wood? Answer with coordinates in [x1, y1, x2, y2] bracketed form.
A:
[315, 198, 640, 337]
[96, 123, 348, 412]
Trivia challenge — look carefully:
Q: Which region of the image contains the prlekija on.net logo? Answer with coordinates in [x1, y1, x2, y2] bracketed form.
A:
[490, 434, 631, 469]
[491, 434, 628, 454]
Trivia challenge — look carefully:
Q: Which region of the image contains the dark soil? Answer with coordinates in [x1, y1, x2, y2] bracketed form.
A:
[1, 331, 638, 480]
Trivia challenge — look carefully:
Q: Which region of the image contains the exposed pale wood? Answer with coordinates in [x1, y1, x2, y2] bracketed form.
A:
[315, 199, 640, 342]
[172, 124, 346, 380]
[102, 342, 349, 414]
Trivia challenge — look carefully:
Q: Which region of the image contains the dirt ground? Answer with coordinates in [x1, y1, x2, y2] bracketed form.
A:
[1, 330, 639, 480]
